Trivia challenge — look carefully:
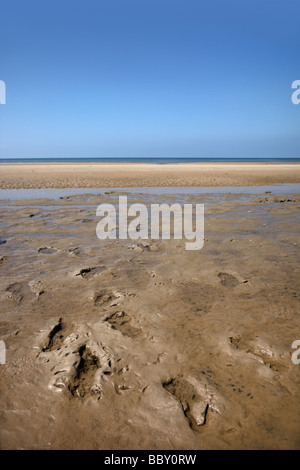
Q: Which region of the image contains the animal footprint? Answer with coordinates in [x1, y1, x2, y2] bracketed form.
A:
[105, 310, 143, 339]
[218, 272, 239, 287]
[76, 266, 106, 279]
[38, 247, 58, 254]
[163, 375, 222, 431]
[37, 322, 112, 399]
[93, 289, 120, 307]
[218, 272, 249, 287]
[69, 344, 102, 398]
[229, 336, 287, 372]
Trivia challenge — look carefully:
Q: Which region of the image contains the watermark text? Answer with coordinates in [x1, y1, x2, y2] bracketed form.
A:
[0, 80, 6, 104]
[96, 197, 204, 250]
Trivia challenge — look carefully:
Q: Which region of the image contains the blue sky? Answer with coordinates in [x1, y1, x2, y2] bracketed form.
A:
[0, 0, 299, 158]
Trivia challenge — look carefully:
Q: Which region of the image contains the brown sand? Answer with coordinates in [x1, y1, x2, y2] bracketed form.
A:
[0, 188, 299, 449]
[1, 162, 300, 188]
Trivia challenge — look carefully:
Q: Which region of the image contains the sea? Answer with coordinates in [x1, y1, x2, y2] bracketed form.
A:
[0, 157, 300, 164]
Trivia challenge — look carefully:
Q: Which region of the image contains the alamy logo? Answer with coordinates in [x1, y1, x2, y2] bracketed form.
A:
[96, 196, 204, 250]
[291, 80, 300, 105]
[0, 80, 6, 104]
[0, 340, 6, 364]
[291, 340, 300, 365]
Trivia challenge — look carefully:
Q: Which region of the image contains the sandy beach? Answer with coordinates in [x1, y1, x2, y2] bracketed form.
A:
[1, 162, 300, 188]
[0, 171, 299, 449]
[2, 0, 300, 453]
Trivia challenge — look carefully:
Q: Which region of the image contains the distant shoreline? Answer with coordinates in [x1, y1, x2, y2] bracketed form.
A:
[1, 162, 300, 189]
[1, 161, 300, 165]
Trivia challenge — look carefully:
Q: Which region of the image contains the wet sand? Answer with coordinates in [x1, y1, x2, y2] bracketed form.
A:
[0, 188, 300, 450]
[1, 162, 300, 188]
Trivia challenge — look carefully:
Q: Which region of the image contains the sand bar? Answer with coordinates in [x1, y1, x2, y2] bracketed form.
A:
[1, 162, 300, 188]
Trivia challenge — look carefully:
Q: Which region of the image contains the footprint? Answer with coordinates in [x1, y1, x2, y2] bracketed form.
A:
[76, 266, 106, 280]
[42, 317, 63, 351]
[28, 279, 45, 298]
[105, 310, 143, 339]
[128, 241, 159, 253]
[37, 322, 113, 399]
[229, 336, 287, 372]
[94, 290, 117, 307]
[41, 318, 74, 352]
[69, 344, 101, 398]
[93, 289, 132, 308]
[6, 282, 32, 303]
[218, 272, 249, 287]
[163, 375, 222, 431]
[218, 272, 239, 287]
[67, 247, 82, 257]
[38, 247, 58, 254]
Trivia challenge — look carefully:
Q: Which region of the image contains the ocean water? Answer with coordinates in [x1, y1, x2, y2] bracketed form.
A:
[0, 157, 300, 164]
[0, 183, 299, 203]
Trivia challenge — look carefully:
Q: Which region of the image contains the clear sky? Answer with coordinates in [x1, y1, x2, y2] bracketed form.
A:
[0, 0, 299, 159]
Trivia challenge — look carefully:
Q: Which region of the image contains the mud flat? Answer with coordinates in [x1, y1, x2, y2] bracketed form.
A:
[0, 189, 299, 449]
